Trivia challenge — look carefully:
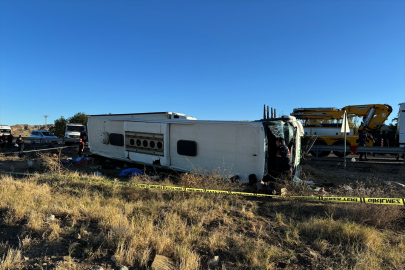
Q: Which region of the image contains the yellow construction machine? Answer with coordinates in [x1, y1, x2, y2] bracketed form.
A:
[291, 104, 392, 157]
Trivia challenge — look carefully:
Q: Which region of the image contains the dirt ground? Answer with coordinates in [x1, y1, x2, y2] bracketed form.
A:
[299, 153, 405, 198]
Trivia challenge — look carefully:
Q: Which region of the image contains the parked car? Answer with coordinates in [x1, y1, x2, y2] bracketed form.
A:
[30, 130, 58, 144]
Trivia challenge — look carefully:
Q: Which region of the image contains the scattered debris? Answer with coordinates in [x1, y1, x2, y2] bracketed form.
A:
[383, 181, 405, 188]
[75, 233, 81, 240]
[207, 256, 220, 267]
[27, 160, 33, 167]
[111, 255, 117, 263]
[93, 171, 102, 176]
[119, 266, 129, 270]
[45, 214, 55, 222]
[119, 168, 144, 177]
[351, 157, 356, 162]
[151, 255, 175, 270]
[274, 184, 287, 195]
[60, 159, 71, 164]
[293, 176, 302, 185]
[73, 158, 88, 167]
[343, 185, 353, 191]
[92, 267, 104, 270]
[71, 157, 86, 163]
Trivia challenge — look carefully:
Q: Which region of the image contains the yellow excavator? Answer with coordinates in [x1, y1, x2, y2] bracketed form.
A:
[291, 104, 392, 157]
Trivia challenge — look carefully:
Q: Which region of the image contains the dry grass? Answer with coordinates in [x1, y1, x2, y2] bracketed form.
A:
[0, 244, 22, 270]
[0, 155, 404, 269]
[37, 150, 67, 174]
[0, 153, 23, 162]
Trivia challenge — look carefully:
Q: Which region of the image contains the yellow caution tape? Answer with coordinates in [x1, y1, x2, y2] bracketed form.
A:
[1, 171, 404, 206]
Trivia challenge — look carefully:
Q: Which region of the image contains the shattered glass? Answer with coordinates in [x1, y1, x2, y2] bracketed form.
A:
[267, 121, 296, 146]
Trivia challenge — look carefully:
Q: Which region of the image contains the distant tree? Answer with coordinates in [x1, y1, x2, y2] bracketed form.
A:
[68, 112, 89, 126]
[389, 117, 398, 133]
[49, 117, 68, 138]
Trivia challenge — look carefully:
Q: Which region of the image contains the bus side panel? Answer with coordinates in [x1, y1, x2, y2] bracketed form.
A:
[169, 122, 265, 183]
[125, 122, 171, 166]
[88, 117, 126, 159]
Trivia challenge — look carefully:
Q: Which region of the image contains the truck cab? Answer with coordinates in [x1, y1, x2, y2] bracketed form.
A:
[64, 123, 86, 145]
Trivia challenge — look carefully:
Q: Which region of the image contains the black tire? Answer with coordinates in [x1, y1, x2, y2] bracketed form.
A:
[309, 139, 330, 157]
[332, 140, 351, 158]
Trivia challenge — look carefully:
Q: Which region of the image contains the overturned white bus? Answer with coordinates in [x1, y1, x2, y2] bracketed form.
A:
[87, 111, 304, 183]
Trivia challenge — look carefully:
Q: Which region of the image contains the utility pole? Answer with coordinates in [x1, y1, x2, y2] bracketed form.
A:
[44, 115, 48, 125]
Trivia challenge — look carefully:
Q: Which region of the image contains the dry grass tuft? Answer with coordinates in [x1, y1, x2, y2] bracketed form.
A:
[0, 248, 22, 270]
[37, 150, 66, 174]
[0, 153, 22, 162]
[337, 204, 404, 229]
[26, 211, 44, 232]
[175, 245, 200, 270]
[298, 217, 382, 250]
[178, 170, 240, 191]
[18, 235, 32, 250]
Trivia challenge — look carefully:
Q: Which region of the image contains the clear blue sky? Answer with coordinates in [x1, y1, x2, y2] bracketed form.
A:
[1, 0, 404, 126]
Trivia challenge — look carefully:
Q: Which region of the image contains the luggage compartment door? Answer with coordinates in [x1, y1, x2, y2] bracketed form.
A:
[124, 122, 170, 167]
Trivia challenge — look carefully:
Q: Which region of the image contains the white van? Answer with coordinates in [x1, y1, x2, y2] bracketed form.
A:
[0, 125, 12, 137]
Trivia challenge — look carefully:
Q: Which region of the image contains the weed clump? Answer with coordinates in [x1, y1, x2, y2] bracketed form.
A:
[37, 151, 66, 174]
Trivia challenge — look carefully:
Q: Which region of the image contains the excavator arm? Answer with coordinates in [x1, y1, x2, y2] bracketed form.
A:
[343, 104, 392, 131]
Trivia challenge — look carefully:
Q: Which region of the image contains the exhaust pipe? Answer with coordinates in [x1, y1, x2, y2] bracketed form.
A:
[263, 104, 266, 120]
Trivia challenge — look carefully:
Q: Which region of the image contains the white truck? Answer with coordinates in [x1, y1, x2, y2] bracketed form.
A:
[0, 125, 12, 137]
[87, 111, 304, 183]
[64, 123, 86, 145]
